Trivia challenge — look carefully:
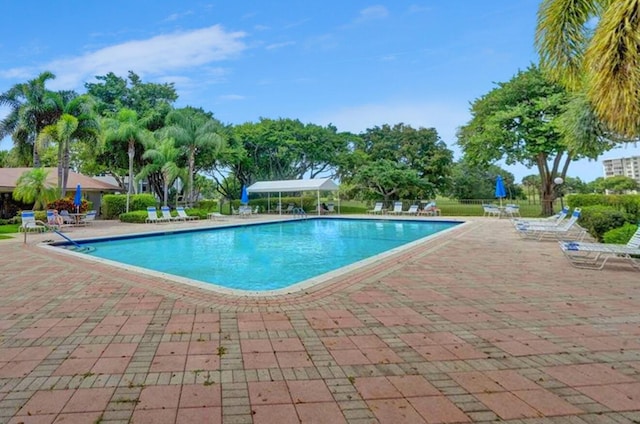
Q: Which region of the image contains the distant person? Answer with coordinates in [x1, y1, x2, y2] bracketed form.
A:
[52, 210, 64, 227]
[320, 203, 329, 214]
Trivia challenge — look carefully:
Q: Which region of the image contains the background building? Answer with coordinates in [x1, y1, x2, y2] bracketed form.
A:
[602, 156, 640, 186]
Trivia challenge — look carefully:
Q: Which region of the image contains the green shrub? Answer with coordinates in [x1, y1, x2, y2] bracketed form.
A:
[182, 208, 208, 219]
[196, 200, 218, 212]
[603, 223, 639, 244]
[118, 211, 148, 223]
[579, 205, 633, 241]
[103, 194, 158, 219]
[567, 193, 640, 221]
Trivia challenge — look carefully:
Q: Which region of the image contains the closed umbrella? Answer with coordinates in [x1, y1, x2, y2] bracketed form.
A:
[495, 175, 506, 207]
[241, 185, 249, 204]
[73, 184, 82, 213]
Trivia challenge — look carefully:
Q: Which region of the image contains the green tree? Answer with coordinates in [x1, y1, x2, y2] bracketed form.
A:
[161, 107, 224, 206]
[351, 159, 426, 204]
[447, 162, 519, 201]
[0, 71, 63, 166]
[457, 65, 609, 215]
[138, 136, 183, 207]
[101, 109, 153, 212]
[346, 123, 453, 200]
[536, 0, 640, 138]
[12, 168, 57, 210]
[602, 175, 639, 194]
[37, 94, 99, 197]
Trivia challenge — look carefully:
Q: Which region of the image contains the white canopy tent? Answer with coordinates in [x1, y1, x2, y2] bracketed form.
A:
[246, 178, 339, 215]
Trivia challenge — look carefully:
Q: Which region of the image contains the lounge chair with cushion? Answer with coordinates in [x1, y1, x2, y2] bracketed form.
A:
[514, 206, 569, 227]
[77, 210, 97, 226]
[367, 202, 384, 214]
[59, 210, 76, 225]
[177, 207, 198, 220]
[19, 210, 47, 232]
[559, 225, 640, 270]
[418, 202, 441, 216]
[146, 207, 170, 224]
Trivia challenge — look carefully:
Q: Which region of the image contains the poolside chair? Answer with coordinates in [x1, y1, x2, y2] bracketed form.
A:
[402, 204, 419, 215]
[284, 203, 295, 214]
[161, 206, 183, 222]
[515, 209, 585, 241]
[482, 204, 501, 217]
[389, 201, 404, 215]
[46, 209, 62, 230]
[514, 207, 579, 230]
[78, 210, 97, 225]
[559, 225, 640, 271]
[367, 202, 384, 214]
[327, 203, 336, 214]
[177, 206, 198, 221]
[418, 202, 441, 216]
[503, 204, 521, 218]
[514, 206, 569, 227]
[59, 210, 76, 225]
[19, 210, 47, 233]
[146, 207, 170, 224]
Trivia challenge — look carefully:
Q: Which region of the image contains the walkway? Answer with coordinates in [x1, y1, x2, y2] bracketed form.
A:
[0, 216, 638, 423]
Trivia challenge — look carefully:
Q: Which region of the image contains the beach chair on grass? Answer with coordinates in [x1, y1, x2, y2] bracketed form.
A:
[146, 207, 170, 224]
[559, 225, 640, 271]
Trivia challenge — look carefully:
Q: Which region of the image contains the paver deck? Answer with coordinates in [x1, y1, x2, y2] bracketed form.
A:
[0, 216, 638, 423]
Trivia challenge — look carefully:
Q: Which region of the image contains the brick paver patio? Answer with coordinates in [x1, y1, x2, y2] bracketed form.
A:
[0, 216, 638, 423]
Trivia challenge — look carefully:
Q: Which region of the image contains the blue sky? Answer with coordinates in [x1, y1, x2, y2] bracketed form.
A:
[1, 0, 638, 182]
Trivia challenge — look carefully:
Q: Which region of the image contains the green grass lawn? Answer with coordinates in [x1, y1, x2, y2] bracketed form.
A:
[0, 224, 20, 234]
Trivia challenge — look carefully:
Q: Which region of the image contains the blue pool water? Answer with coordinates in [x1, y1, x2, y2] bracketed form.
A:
[71, 218, 459, 292]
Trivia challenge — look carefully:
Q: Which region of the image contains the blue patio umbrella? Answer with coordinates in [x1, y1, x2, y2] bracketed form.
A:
[73, 184, 82, 212]
[240, 185, 249, 204]
[495, 175, 507, 206]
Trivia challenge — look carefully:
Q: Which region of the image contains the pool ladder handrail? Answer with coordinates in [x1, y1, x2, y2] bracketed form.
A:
[292, 207, 307, 219]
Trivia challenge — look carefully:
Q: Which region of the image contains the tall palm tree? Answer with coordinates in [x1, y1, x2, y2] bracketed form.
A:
[38, 94, 99, 197]
[0, 71, 62, 166]
[536, 0, 640, 138]
[138, 135, 183, 207]
[101, 109, 153, 212]
[161, 107, 224, 206]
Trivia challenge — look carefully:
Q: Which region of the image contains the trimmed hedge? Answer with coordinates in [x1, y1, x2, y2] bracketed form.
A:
[567, 193, 640, 221]
[102, 194, 158, 219]
[603, 223, 639, 244]
[578, 205, 634, 241]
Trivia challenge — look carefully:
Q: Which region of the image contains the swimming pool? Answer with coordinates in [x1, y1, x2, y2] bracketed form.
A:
[54, 218, 461, 294]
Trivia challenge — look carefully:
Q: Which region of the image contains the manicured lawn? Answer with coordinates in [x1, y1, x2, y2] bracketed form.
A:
[0, 224, 20, 234]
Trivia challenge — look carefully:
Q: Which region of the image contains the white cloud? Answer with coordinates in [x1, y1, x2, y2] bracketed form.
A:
[266, 41, 295, 50]
[218, 94, 245, 101]
[0, 25, 247, 91]
[356, 5, 389, 22]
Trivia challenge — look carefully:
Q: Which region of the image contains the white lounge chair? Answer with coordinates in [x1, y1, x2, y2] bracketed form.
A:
[515, 207, 580, 230]
[514, 206, 569, 227]
[367, 202, 384, 214]
[77, 210, 97, 226]
[515, 209, 585, 241]
[161, 206, 183, 222]
[503, 204, 521, 218]
[389, 201, 404, 215]
[146, 207, 169, 224]
[559, 226, 640, 270]
[418, 202, 441, 216]
[19, 210, 48, 232]
[402, 204, 419, 215]
[482, 204, 501, 217]
[177, 207, 198, 221]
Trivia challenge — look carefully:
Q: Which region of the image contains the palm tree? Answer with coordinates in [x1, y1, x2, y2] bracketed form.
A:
[102, 109, 153, 212]
[12, 168, 57, 210]
[161, 107, 224, 206]
[38, 94, 99, 197]
[138, 135, 183, 207]
[536, 0, 640, 138]
[0, 71, 63, 166]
